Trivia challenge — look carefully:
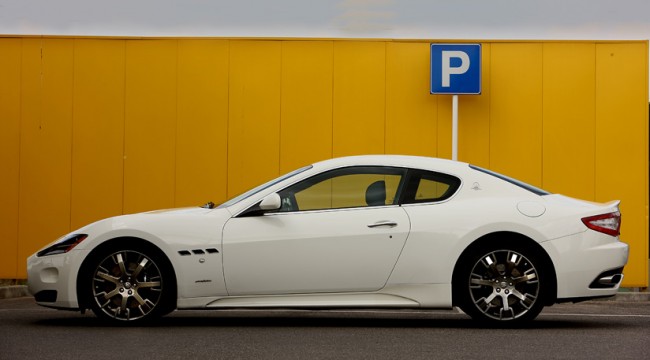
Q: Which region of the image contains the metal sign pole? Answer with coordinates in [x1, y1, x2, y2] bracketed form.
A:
[430, 44, 481, 162]
[452, 95, 458, 161]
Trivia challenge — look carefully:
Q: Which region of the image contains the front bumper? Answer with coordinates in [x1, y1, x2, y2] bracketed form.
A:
[541, 230, 629, 301]
[27, 249, 90, 310]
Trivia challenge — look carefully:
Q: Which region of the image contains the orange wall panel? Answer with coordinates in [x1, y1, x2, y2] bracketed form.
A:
[436, 95, 453, 159]
[18, 39, 74, 277]
[333, 41, 386, 157]
[543, 43, 596, 200]
[71, 39, 126, 229]
[228, 40, 282, 197]
[595, 43, 649, 286]
[176, 39, 230, 207]
[280, 41, 334, 173]
[0, 39, 22, 278]
[123, 40, 178, 214]
[385, 42, 438, 157]
[489, 43, 543, 186]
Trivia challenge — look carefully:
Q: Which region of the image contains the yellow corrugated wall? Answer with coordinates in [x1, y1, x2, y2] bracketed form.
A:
[0, 37, 647, 287]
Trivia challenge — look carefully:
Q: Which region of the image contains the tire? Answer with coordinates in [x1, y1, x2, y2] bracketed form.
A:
[83, 242, 175, 323]
[456, 242, 547, 324]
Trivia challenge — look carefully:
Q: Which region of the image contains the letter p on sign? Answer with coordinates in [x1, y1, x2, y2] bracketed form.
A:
[430, 44, 481, 95]
[442, 51, 470, 87]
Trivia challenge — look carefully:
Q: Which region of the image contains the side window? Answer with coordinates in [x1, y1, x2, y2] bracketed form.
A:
[401, 170, 461, 204]
[277, 167, 406, 212]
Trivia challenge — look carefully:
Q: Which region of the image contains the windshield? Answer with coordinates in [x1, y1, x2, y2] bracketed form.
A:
[217, 165, 313, 208]
[469, 164, 551, 196]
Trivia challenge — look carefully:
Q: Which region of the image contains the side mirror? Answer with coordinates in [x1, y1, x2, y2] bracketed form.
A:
[259, 193, 282, 211]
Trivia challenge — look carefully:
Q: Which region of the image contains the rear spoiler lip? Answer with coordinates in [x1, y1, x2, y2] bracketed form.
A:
[604, 200, 621, 210]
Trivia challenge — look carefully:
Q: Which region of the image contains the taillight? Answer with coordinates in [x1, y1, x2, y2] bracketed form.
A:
[581, 212, 621, 237]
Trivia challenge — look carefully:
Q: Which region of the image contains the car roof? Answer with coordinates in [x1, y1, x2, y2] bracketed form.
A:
[310, 155, 470, 174]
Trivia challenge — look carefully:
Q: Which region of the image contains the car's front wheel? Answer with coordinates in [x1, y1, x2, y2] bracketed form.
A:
[83, 242, 175, 323]
[456, 243, 546, 324]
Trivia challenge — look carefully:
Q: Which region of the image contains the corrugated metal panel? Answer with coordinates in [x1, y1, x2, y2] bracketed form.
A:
[18, 39, 74, 278]
[595, 42, 649, 286]
[176, 39, 229, 207]
[543, 43, 596, 200]
[123, 40, 177, 214]
[0, 39, 21, 278]
[280, 41, 334, 173]
[227, 40, 282, 198]
[333, 41, 386, 157]
[490, 43, 543, 187]
[71, 39, 125, 229]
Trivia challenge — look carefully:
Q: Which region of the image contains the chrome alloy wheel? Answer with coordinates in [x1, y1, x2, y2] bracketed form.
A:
[468, 249, 540, 321]
[91, 250, 163, 321]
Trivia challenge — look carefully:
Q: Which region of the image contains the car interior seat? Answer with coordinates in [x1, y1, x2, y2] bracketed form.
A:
[365, 180, 386, 206]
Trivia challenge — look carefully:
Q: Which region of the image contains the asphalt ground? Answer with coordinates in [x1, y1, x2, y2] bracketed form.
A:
[1, 296, 649, 359]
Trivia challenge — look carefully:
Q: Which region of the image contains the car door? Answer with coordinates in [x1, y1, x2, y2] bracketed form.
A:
[222, 166, 411, 295]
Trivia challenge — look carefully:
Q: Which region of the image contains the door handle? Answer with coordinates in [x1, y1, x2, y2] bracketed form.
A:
[367, 220, 398, 228]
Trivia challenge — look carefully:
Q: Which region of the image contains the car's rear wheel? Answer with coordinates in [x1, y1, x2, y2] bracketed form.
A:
[457, 243, 546, 324]
[85, 244, 174, 323]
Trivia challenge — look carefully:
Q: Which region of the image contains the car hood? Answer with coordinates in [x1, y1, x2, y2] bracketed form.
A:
[69, 207, 232, 251]
[143, 207, 216, 215]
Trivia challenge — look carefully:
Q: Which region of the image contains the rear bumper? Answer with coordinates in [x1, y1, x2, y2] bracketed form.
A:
[541, 230, 629, 301]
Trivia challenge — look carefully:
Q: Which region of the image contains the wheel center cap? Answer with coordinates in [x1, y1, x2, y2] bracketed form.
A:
[124, 282, 132, 289]
[500, 281, 508, 288]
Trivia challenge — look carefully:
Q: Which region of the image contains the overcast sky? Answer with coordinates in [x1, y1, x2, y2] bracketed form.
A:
[0, 0, 649, 40]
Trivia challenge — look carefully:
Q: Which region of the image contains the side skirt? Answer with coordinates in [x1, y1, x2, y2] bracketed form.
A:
[176, 284, 453, 309]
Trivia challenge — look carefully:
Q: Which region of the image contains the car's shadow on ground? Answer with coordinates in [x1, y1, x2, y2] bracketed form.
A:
[32, 309, 622, 330]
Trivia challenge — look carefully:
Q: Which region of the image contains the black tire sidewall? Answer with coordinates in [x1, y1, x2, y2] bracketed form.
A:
[456, 240, 547, 324]
[81, 240, 175, 324]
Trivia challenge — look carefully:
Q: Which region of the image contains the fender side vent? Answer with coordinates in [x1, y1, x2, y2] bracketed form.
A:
[178, 249, 219, 256]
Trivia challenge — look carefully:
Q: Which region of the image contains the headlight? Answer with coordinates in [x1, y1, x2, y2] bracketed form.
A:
[37, 234, 88, 257]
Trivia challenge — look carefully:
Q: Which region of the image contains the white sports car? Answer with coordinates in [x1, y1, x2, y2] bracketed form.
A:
[28, 155, 628, 324]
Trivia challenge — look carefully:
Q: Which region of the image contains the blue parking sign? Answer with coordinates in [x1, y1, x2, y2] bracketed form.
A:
[430, 44, 481, 95]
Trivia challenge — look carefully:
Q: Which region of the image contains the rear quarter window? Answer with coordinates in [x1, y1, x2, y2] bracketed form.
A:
[469, 165, 551, 196]
[401, 170, 461, 204]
